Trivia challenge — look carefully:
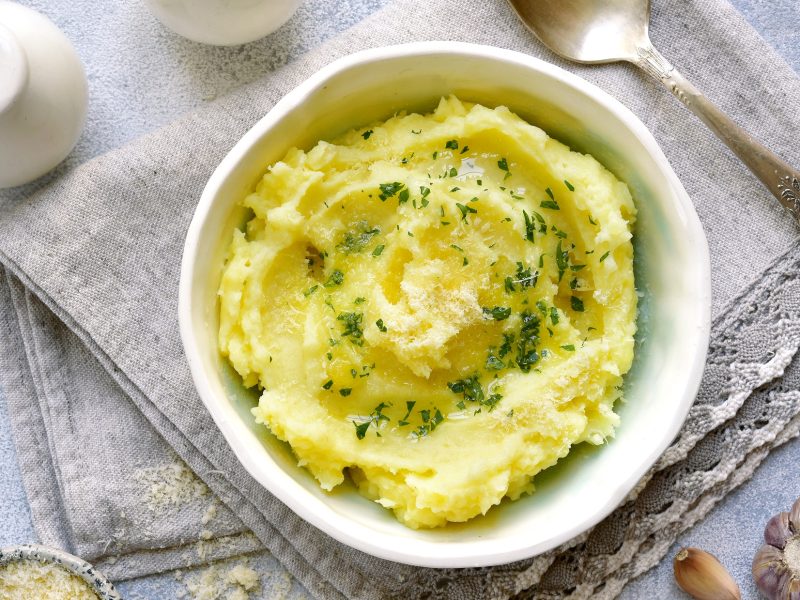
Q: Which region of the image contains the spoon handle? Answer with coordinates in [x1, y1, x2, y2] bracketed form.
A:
[634, 43, 800, 223]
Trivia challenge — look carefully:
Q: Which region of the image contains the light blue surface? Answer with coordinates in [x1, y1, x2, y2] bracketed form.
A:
[1, 0, 798, 598]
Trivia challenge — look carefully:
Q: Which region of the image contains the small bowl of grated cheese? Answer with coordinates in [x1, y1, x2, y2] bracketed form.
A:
[0, 544, 121, 600]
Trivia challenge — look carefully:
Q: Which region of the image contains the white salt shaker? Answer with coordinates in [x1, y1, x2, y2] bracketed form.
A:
[0, 1, 88, 189]
[144, 0, 303, 46]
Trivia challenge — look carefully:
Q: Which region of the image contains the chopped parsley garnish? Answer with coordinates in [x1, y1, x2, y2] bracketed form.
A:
[420, 186, 431, 198]
[354, 421, 370, 439]
[555, 240, 569, 282]
[462, 257, 469, 266]
[540, 199, 560, 210]
[372, 244, 385, 257]
[535, 300, 548, 315]
[483, 306, 512, 321]
[497, 157, 509, 172]
[504, 276, 516, 293]
[599, 250, 611, 262]
[447, 375, 503, 411]
[570, 264, 586, 271]
[531, 210, 546, 232]
[448, 167, 458, 178]
[564, 179, 575, 191]
[322, 379, 334, 390]
[432, 151, 438, 160]
[456, 202, 477, 221]
[516, 310, 541, 372]
[375, 318, 387, 332]
[411, 129, 421, 134]
[571, 296, 585, 312]
[304, 285, 319, 297]
[550, 307, 560, 325]
[485, 352, 505, 371]
[340, 388, 352, 396]
[398, 400, 416, 426]
[588, 215, 597, 225]
[337, 221, 380, 253]
[561, 344, 576, 351]
[372, 402, 391, 423]
[569, 277, 579, 290]
[354, 297, 366, 304]
[545, 187, 554, 200]
[447, 375, 483, 402]
[378, 182, 405, 201]
[515, 262, 538, 288]
[499, 333, 515, 358]
[460, 146, 469, 154]
[362, 130, 373, 139]
[413, 408, 444, 438]
[445, 139, 458, 150]
[398, 188, 410, 204]
[324, 269, 344, 287]
[523, 210, 535, 242]
[337, 312, 364, 345]
[450, 244, 464, 252]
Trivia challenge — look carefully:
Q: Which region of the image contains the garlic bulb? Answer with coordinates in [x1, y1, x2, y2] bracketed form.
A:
[674, 547, 741, 600]
[752, 496, 800, 599]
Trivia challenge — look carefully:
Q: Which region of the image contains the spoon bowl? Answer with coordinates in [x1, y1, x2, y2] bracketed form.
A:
[508, 0, 650, 63]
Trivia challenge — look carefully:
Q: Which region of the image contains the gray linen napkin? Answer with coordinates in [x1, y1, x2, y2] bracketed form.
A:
[1, 0, 799, 597]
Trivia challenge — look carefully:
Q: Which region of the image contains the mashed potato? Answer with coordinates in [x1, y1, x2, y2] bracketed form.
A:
[218, 96, 637, 528]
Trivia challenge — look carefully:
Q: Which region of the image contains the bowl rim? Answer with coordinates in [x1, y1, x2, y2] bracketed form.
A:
[0, 543, 121, 599]
[178, 40, 712, 567]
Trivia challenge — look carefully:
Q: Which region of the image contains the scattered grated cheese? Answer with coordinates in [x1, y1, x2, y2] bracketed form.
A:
[201, 500, 218, 526]
[134, 460, 210, 511]
[225, 565, 260, 591]
[177, 562, 262, 600]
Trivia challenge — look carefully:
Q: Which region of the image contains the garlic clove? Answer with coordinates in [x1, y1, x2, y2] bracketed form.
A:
[782, 575, 800, 600]
[752, 544, 789, 599]
[790, 497, 800, 534]
[766, 512, 794, 549]
[674, 547, 741, 600]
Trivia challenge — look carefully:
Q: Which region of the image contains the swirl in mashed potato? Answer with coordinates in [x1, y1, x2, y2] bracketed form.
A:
[218, 96, 637, 528]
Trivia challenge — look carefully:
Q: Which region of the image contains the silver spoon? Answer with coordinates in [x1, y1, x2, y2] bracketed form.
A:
[507, 0, 800, 223]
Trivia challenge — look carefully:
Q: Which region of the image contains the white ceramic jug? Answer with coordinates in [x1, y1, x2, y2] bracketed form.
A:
[144, 0, 303, 46]
[0, 1, 88, 189]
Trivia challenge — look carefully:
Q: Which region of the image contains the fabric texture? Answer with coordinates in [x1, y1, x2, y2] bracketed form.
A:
[0, 0, 799, 597]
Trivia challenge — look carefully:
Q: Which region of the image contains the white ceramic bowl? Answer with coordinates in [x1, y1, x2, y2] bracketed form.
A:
[179, 42, 711, 568]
